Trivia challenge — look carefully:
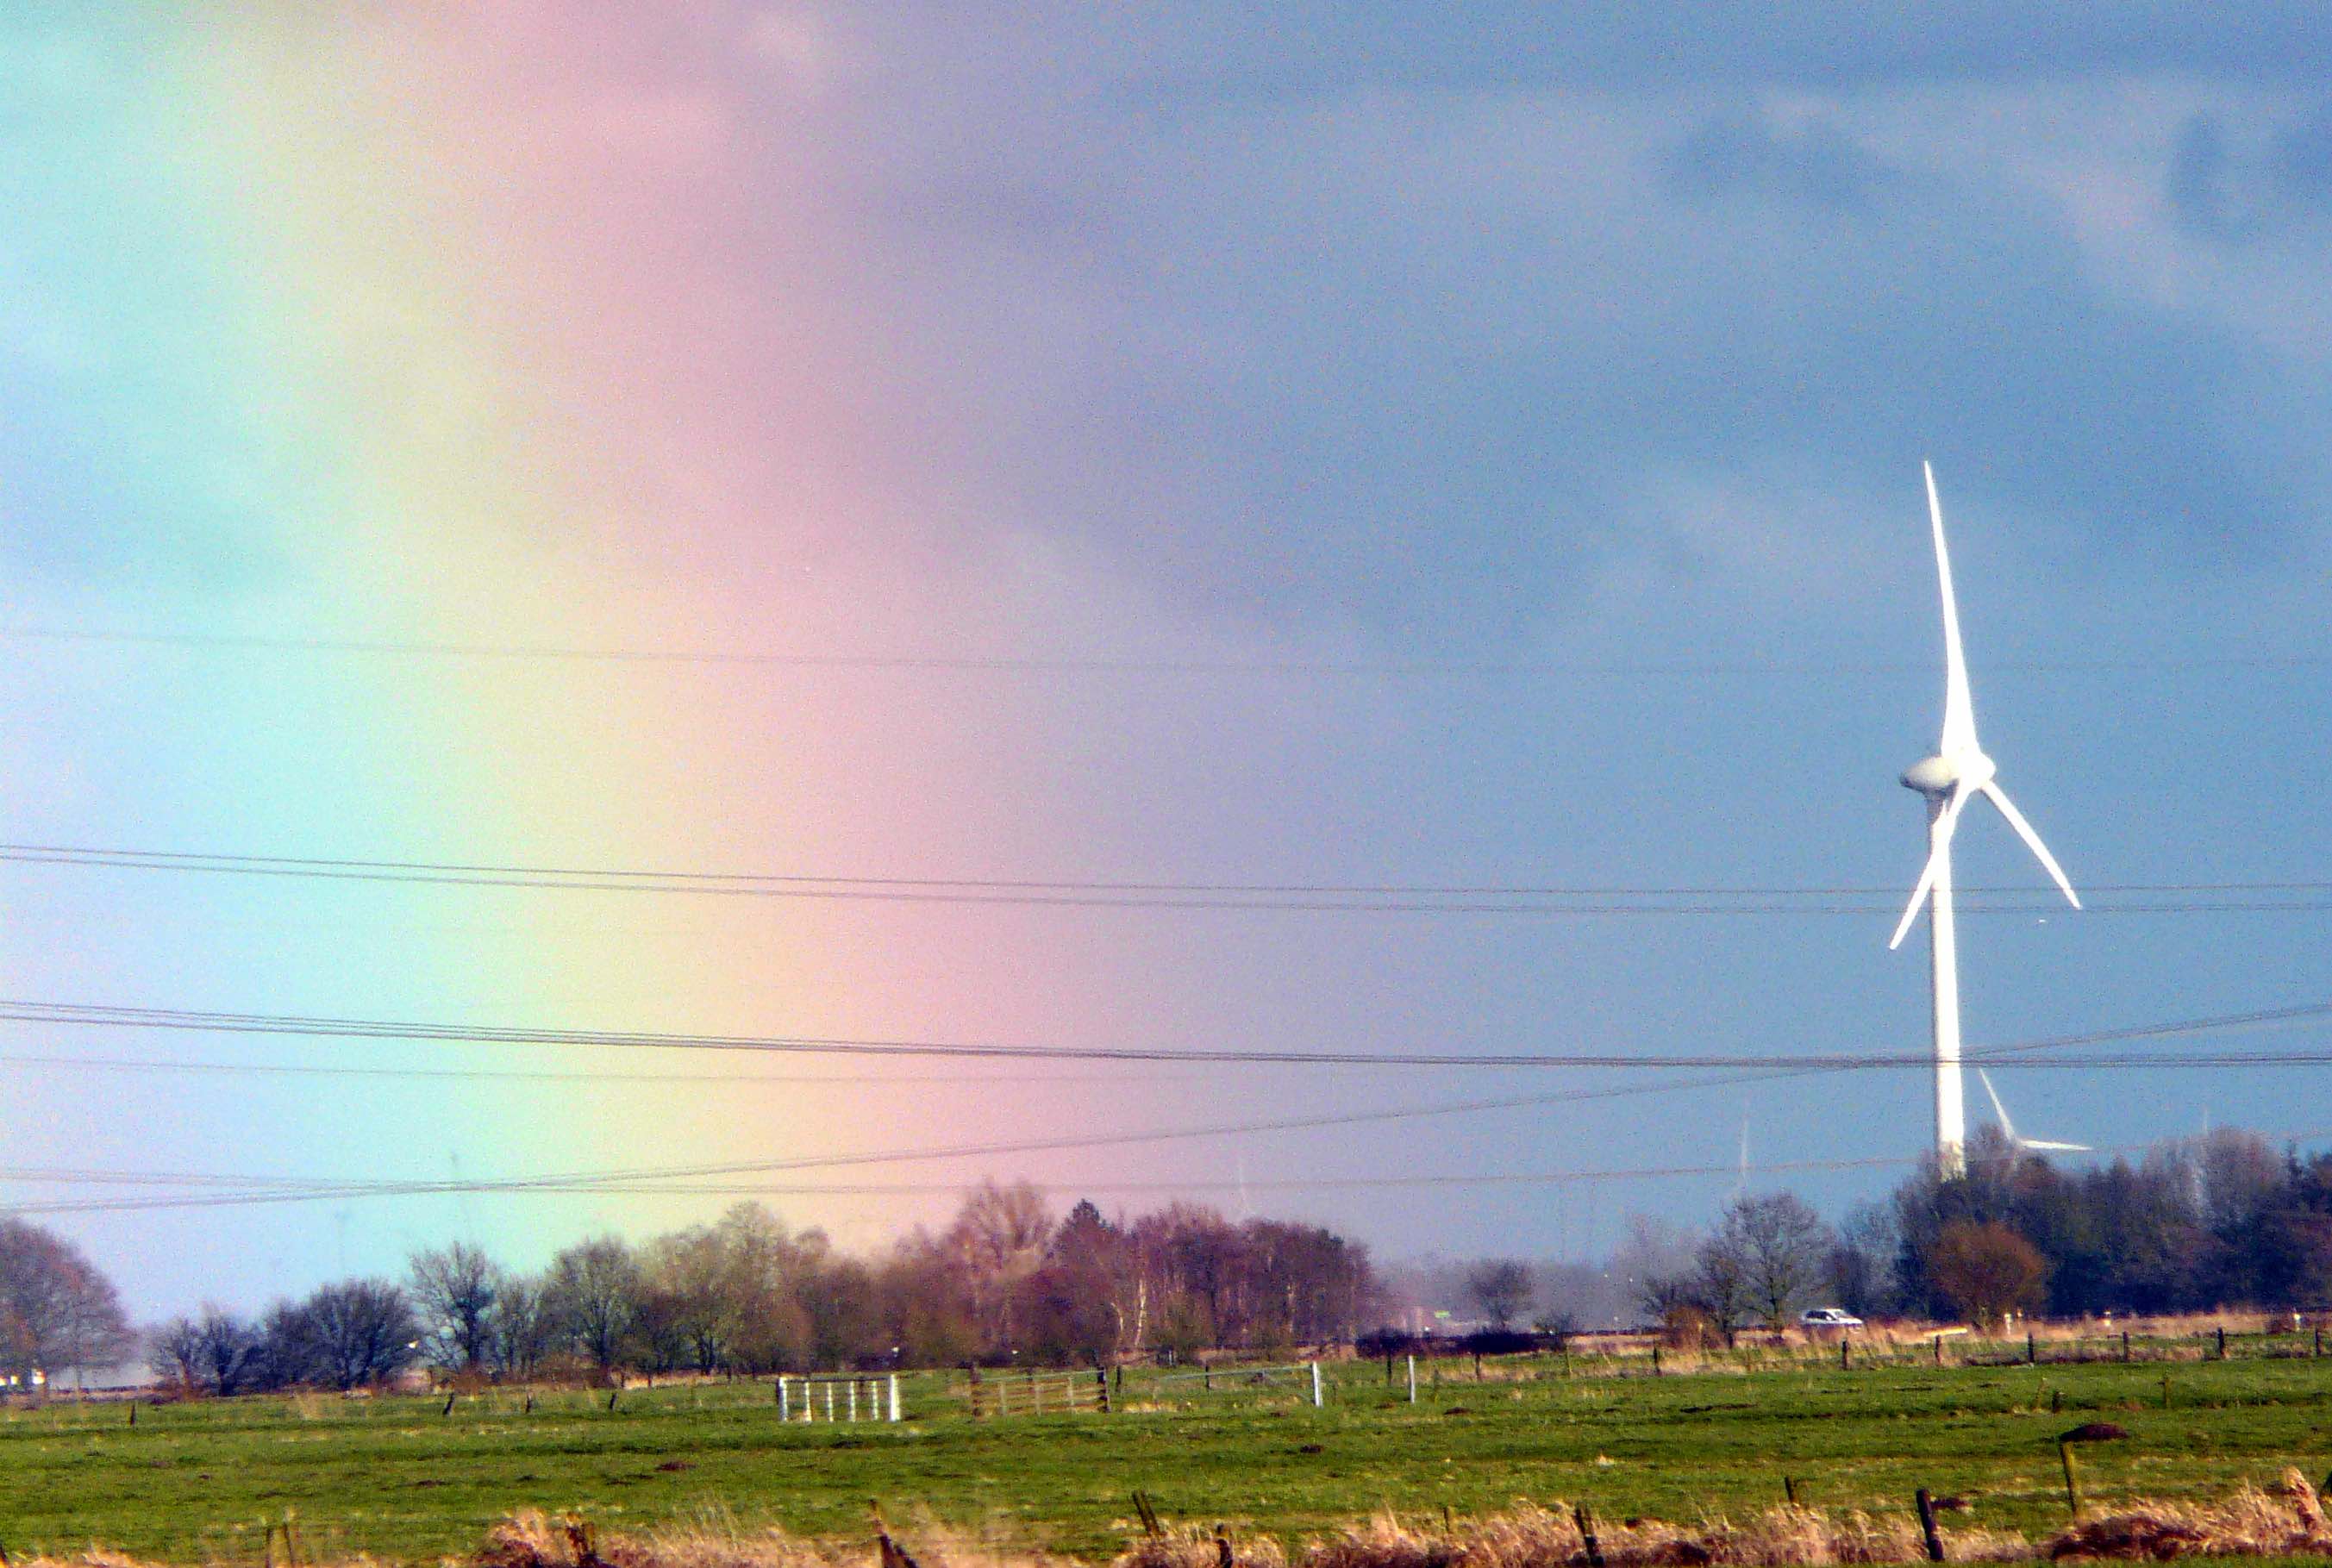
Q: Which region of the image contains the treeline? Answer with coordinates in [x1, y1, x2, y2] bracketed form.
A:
[141, 1183, 1379, 1392]
[1639, 1128, 2332, 1336]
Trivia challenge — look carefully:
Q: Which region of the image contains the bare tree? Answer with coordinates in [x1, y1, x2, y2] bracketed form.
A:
[147, 1316, 205, 1390]
[269, 1280, 419, 1390]
[1464, 1259, 1535, 1330]
[945, 1181, 1053, 1354]
[485, 1274, 555, 1378]
[547, 1237, 642, 1371]
[0, 1217, 134, 1386]
[409, 1243, 500, 1371]
[1722, 1194, 1834, 1330]
[191, 1306, 269, 1395]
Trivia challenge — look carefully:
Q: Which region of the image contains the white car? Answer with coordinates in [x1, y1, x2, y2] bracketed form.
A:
[1801, 1307, 1865, 1328]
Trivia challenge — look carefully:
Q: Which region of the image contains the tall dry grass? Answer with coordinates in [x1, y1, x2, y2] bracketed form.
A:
[21, 1477, 2332, 1568]
[2043, 1466, 2332, 1559]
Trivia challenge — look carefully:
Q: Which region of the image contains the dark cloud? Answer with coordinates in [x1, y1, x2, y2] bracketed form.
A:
[1664, 114, 1895, 210]
[2166, 114, 2236, 236]
[2268, 103, 2332, 197]
[1054, 3, 2332, 97]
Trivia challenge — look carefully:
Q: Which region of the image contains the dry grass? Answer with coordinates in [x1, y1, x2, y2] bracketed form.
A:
[473, 1509, 1071, 1568]
[1121, 1502, 2029, 1568]
[22, 1481, 2332, 1568]
[2043, 1468, 2332, 1560]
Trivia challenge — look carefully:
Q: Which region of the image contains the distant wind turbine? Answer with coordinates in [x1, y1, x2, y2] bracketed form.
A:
[1890, 463, 2081, 1178]
[1976, 1069, 2091, 1154]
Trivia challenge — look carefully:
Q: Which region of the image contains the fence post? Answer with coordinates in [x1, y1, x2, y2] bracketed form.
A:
[825, 1382, 835, 1421]
[1652, 1344, 1661, 1377]
[890, 1372, 902, 1421]
[1841, 1339, 1850, 1372]
[1573, 1506, 1604, 1568]
[848, 1380, 859, 1422]
[2028, 1332, 2036, 1365]
[1407, 1355, 1417, 1404]
[2123, 1331, 2131, 1363]
[1310, 1362, 1323, 1409]
[2059, 1439, 2084, 1519]
[779, 1378, 791, 1421]
[1914, 1489, 1945, 1562]
[2216, 1326, 2228, 1359]
[1096, 1367, 1110, 1414]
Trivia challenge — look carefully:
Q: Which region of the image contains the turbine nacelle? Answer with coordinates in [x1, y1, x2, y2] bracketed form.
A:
[1900, 750, 1994, 800]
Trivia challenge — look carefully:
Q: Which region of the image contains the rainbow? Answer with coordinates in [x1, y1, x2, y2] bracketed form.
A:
[0, 10, 1210, 1303]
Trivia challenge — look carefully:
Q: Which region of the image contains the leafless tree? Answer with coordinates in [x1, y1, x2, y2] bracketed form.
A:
[409, 1242, 500, 1371]
[0, 1217, 133, 1386]
[1464, 1259, 1536, 1330]
[1722, 1193, 1834, 1330]
[268, 1279, 419, 1390]
[547, 1236, 642, 1371]
[191, 1306, 269, 1395]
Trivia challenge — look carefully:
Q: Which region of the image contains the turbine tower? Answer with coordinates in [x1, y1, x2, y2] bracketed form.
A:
[1889, 462, 2080, 1178]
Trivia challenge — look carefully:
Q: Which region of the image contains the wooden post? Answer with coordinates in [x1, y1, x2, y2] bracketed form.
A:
[128, 1402, 135, 1427]
[1406, 1355, 1416, 1404]
[1573, 1507, 1604, 1568]
[2216, 1325, 2228, 1360]
[2122, 1331, 2130, 1363]
[1652, 1344, 1662, 1377]
[1915, 1489, 1946, 1562]
[1841, 1339, 1850, 1371]
[1934, 1334, 1942, 1366]
[1784, 1475, 1799, 1505]
[2059, 1439, 2083, 1519]
[2027, 1332, 2036, 1365]
[1096, 1368, 1110, 1414]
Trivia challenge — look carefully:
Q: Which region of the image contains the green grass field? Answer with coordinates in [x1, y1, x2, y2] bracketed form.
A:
[5, 1352, 2331, 1565]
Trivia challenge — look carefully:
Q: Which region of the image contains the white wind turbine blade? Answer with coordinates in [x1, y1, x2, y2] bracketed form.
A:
[1976, 1068, 2018, 1143]
[1926, 462, 1979, 755]
[1978, 1067, 2091, 1152]
[1977, 781, 2081, 910]
[1887, 784, 1972, 951]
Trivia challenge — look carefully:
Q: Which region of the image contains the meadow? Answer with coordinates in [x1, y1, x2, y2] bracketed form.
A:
[5, 1344, 2332, 1565]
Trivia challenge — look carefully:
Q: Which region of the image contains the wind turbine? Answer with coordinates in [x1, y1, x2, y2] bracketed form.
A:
[1976, 1069, 2091, 1155]
[1889, 462, 2080, 1178]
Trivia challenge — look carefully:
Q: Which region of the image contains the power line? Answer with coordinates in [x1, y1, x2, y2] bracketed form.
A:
[3, 996, 2323, 1069]
[15, 1124, 2331, 1216]
[5, 843, 2328, 915]
[0, 1069, 1805, 1214]
[0, 1000, 2323, 1216]
[0, 1051, 1191, 1088]
[8, 624, 2329, 676]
